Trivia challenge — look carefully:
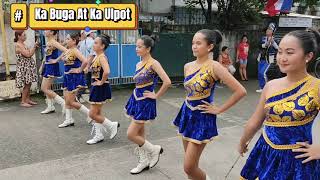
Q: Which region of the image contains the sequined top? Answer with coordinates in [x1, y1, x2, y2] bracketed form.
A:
[64, 49, 81, 73]
[90, 54, 108, 81]
[262, 75, 320, 149]
[45, 44, 59, 63]
[265, 76, 320, 126]
[133, 60, 158, 88]
[184, 64, 216, 101]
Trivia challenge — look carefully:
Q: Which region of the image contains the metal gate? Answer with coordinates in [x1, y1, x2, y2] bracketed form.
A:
[38, 29, 141, 91]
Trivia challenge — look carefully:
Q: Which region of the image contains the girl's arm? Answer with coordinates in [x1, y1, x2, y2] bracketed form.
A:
[93, 56, 110, 86]
[144, 60, 171, 99]
[198, 61, 247, 114]
[238, 84, 269, 156]
[49, 40, 68, 53]
[15, 44, 37, 58]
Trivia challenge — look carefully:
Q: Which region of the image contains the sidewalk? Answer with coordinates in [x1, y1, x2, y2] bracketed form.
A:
[0, 125, 260, 180]
[0, 80, 261, 180]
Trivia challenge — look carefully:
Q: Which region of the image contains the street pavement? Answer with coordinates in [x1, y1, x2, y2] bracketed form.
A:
[0, 80, 261, 180]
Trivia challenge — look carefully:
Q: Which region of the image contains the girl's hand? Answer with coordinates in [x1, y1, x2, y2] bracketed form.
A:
[197, 100, 222, 114]
[238, 141, 249, 157]
[92, 79, 103, 86]
[293, 142, 320, 163]
[143, 91, 157, 99]
[46, 59, 58, 64]
[68, 68, 81, 74]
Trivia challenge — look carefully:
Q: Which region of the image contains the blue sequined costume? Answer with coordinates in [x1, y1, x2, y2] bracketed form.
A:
[42, 43, 61, 78]
[241, 75, 320, 180]
[125, 60, 158, 123]
[173, 64, 217, 144]
[62, 49, 86, 92]
[89, 54, 112, 104]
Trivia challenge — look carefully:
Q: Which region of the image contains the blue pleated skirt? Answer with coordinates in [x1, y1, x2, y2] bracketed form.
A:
[42, 63, 61, 78]
[125, 88, 157, 123]
[89, 83, 112, 104]
[63, 72, 86, 92]
[173, 98, 218, 144]
[240, 135, 320, 180]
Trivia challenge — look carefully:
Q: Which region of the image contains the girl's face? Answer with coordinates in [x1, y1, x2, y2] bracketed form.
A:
[19, 31, 26, 41]
[93, 37, 104, 52]
[192, 32, 213, 58]
[135, 39, 150, 57]
[223, 48, 229, 54]
[65, 34, 76, 48]
[45, 30, 54, 37]
[242, 37, 248, 43]
[277, 35, 313, 74]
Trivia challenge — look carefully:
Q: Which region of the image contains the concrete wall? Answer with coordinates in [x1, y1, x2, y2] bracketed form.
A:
[139, 0, 173, 14]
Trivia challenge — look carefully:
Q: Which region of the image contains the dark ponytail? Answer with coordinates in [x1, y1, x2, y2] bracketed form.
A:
[52, 30, 59, 35]
[139, 35, 157, 53]
[286, 28, 320, 60]
[197, 29, 223, 60]
[98, 34, 111, 50]
[69, 33, 80, 45]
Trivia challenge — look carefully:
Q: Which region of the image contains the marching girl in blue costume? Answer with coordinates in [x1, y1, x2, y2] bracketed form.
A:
[40, 30, 65, 115]
[173, 29, 246, 180]
[86, 34, 120, 145]
[238, 29, 320, 180]
[46, 33, 93, 129]
[125, 35, 171, 174]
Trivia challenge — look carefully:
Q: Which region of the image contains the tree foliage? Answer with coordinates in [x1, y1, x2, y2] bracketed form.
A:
[183, 0, 319, 30]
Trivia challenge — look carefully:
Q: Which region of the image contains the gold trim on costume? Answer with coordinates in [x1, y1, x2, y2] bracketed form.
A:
[135, 81, 154, 88]
[262, 129, 302, 150]
[132, 89, 155, 101]
[133, 60, 153, 80]
[265, 78, 314, 108]
[184, 63, 214, 86]
[124, 111, 154, 124]
[266, 75, 312, 100]
[185, 90, 212, 101]
[239, 176, 259, 180]
[264, 114, 315, 127]
[312, 79, 320, 108]
[62, 85, 87, 93]
[184, 99, 200, 111]
[176, 132, 218, 144]
[89, 99, 112, 104]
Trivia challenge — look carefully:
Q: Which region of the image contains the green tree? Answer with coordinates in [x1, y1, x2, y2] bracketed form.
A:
[184, 0, 320, 30]
[184, 0, 265, 30]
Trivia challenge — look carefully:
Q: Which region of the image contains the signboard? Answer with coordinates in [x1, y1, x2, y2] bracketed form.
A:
[0, 80, 38, 100]
[279, 17, 312, 27]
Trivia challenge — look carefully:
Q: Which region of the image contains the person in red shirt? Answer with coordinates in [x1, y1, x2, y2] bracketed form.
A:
[237, 35, 250, 81]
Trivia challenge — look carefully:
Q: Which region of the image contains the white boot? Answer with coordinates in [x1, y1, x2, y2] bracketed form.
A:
[130, 147, 150, 174]
[58, 109, 74, 128]
[206, 174, 212, 180]
[102, 118, 120, 139]
[54, 95, 65, 114]
[41, 98, 55, 114]
[141, 140, 163, 168]
[86, 123, 105, 145]
[79, 105, 93, 124]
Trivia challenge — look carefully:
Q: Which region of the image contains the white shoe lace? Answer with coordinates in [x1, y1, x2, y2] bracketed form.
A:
[134, 147, 143, 163]
[90, 124, 97, 136]
[90, 123, 105, 139]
